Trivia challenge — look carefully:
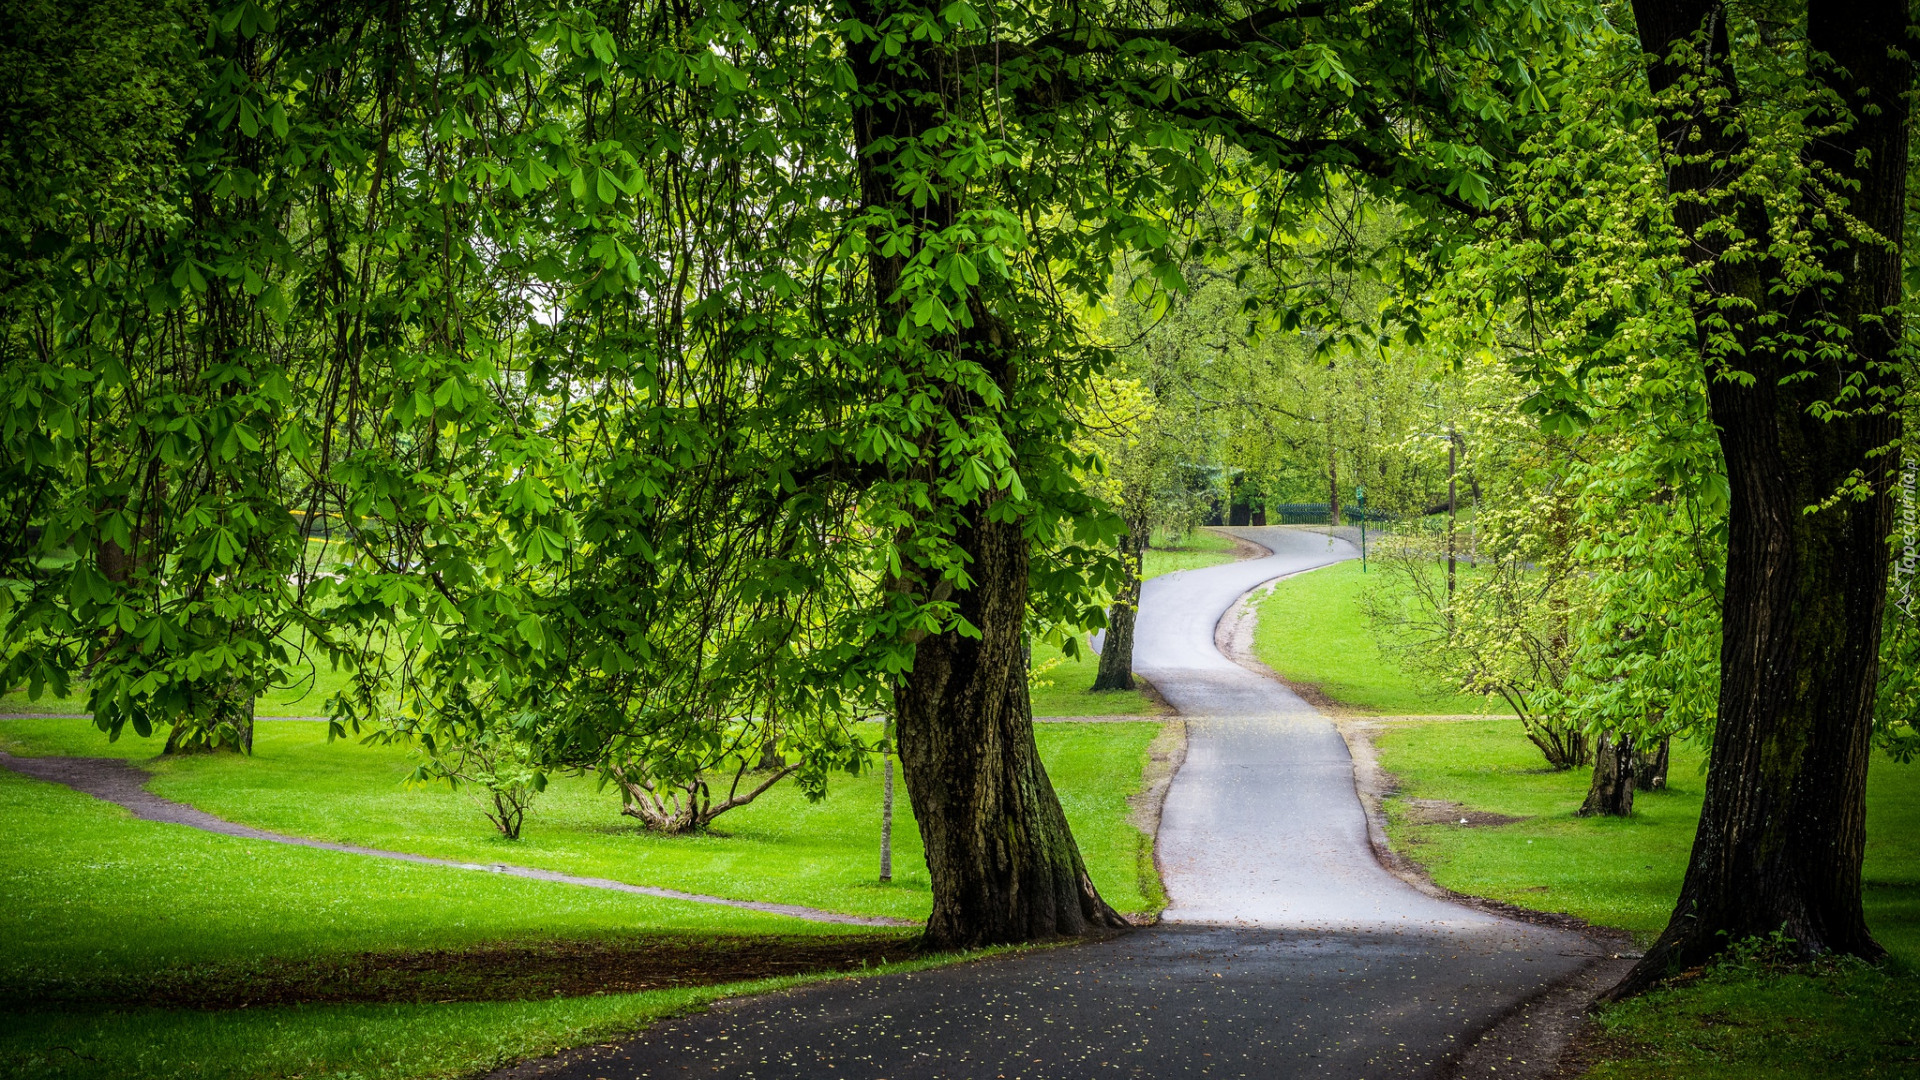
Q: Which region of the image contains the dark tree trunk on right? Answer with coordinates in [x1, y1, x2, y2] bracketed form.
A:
[1608, 0, 1910, 998]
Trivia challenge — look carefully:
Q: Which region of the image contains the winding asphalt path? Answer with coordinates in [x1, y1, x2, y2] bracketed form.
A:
[501, 527, 1599, 1080]
[1141, 528, 1503, 931]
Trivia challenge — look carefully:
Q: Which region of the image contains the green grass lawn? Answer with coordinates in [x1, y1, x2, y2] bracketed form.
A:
[0, 766, 853, 993]
[0, 717, 1165, 928]
[1029, 527, 1241, 717]
[0, 761, 912, 1080]
[1028, 638, 1161, 717]
[0, 715, 1161, 1080]
[1253, 560, 1506, 715]
[1139, 526, 1241, 578]
[1374, 718, 1920, 1078]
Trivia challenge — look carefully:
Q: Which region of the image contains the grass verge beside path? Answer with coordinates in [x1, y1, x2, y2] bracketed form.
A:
[0, 718, 1163, 927]
[1371, 718, 1920, 1078]
[0, 767, 852, 993]
[1030, 528, 1240, 717]
[0, 715, 1157, 1080]
[1253, 560, 1505, 715]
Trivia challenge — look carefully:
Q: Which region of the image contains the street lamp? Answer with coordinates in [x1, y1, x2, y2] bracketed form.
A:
[1356, 485, 1366, 572]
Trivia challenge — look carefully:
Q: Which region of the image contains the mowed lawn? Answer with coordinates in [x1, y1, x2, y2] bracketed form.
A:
[1373, 719, 1920, 1079]
[1248, 572, 1920, 1080]
[0, 716, 1165, 1080]
[1252, 559, 1508, 715]
[0, 762, 917, 1080]
[1030, 527, 1241, 717]
[0, 717, 1166, 940]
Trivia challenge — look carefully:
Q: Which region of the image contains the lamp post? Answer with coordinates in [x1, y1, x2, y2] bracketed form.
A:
[879, 716, 894, 883]
[1356, 485, 1366, 572]
[1447, 423, 1457, 605]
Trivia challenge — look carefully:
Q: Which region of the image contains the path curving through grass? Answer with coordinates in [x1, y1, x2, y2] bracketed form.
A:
[488, 527, 1608, 1080]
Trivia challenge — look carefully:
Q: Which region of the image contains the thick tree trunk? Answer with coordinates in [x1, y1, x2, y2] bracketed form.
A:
[1610, 0, 1908, 998]
[1092, 522, 1143, 691]
[1636, 736, 1670, 792]
[1579, 732, 1635, 817]
[894, 507, 1128, 949]
[847, 1, 1126, 949]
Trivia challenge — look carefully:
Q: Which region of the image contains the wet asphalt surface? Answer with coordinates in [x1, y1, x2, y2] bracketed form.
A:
[500, 527, 1599, 1080]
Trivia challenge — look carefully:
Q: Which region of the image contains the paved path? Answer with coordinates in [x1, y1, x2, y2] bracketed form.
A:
[498, 526, 1599, 1079]
[1140, 527, 1498, 930]
[0, 751, 910, 928]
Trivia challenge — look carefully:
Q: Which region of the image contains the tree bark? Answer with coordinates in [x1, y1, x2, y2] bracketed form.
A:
[1609, 0, 1908, 997]
[1636, 736, 1670, 792]
[894, 506, 1128, 948]
[1579, 731, 1635, 817]
[1092, 520, 1143, 691]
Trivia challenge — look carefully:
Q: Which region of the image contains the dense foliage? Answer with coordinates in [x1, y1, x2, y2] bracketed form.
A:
[14, 0, 1901, 978]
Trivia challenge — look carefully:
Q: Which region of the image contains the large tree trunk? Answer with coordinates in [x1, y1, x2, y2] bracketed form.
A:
[847, 1, 1126, 949]
[1579, 732, 1635, 817]
[1092, 521, 1143, 691]
[1610, 0, 1908, 998]
[894, 506, 1128, 949]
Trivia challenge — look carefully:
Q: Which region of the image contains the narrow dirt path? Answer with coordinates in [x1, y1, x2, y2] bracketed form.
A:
[0, 751, 912, 928]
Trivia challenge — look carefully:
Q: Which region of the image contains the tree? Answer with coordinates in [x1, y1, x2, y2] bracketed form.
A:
[1077, 378, 1172, 694]
[1444, 0, 1917, 985]
[384, 689, 547, 840]
[0, 0, 332, 756]
[1587, 0, 1915, 993]
[2, 0, 1567, 951]
[830, 0, 1561, 947]
[1413, 7, 1732, 823]
[1362, 358, 1598, 767]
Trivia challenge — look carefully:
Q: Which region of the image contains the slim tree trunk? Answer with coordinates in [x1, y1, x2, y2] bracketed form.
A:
[1446, 425, 1457, 603]
[1329, 444, 1341, 527]
[1608, 0, 1908, 997]
[894, 507, 1128, 949]
[1092, 521, 1143, 692]
[1579, 732, 1635, 817]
